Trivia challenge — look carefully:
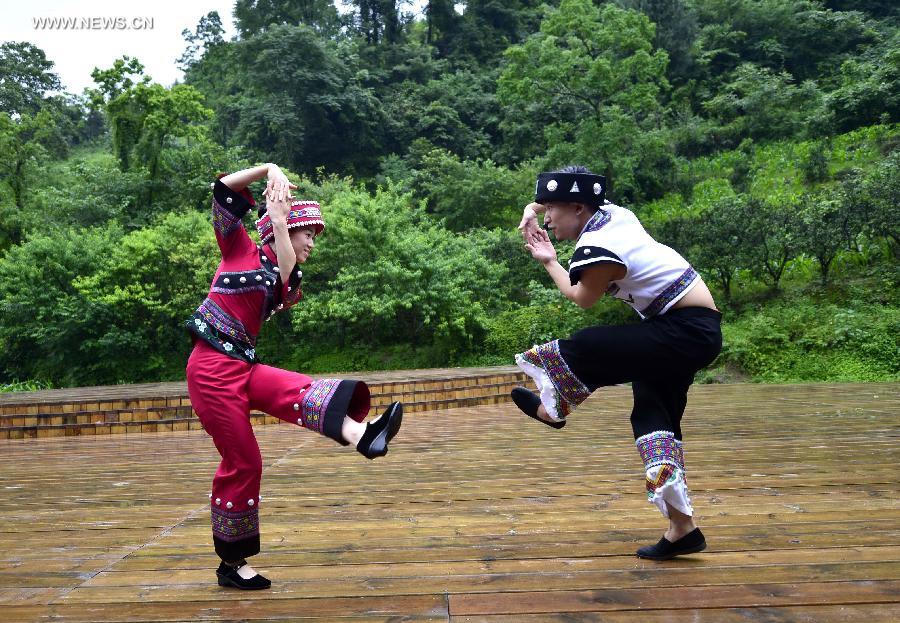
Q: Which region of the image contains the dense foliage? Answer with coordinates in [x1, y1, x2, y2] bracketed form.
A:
[0, 0, 897, 388]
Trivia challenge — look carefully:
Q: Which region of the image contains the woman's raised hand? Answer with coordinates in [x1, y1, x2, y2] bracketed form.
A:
[266, 194, 292, 225]
[264, 164, 297, 202]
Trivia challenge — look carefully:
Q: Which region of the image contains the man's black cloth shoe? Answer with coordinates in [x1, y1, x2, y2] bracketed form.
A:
[636, 528, 706, 560]
[511, 387, 566, 429]
[357, 401, 403, 459]
[216, 560, 271, 590]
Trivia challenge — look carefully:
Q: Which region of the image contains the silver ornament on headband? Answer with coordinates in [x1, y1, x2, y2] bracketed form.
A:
[593, 183, 602, 195]
[546, 179, 558, 191]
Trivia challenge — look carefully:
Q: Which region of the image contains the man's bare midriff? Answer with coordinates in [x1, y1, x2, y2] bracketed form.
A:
[671, 278, 718, 312]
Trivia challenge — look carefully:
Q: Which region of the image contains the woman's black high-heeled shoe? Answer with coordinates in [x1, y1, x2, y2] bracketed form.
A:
[216, 560, 272, 590]
[357, 401, 403, 459]
[511, 387, 566, 429]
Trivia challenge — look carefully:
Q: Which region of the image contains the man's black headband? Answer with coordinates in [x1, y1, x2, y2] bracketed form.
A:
[535, 172, 606, 209]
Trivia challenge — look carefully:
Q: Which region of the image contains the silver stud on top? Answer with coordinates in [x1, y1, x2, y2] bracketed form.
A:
[224, 278, 230, 284]
[255, 275, 262, 281]
[593, 182, 602, 195]
[293, 403, 300, 411]
[225, 197, 233, 204]
[215, 498, 221, 505]
[547, 179, 558, 191]
[226, 501, 233, 509]
[248, 498, 255, 506]
[584, 249, 592, 255]
[240, 276, 247, 283]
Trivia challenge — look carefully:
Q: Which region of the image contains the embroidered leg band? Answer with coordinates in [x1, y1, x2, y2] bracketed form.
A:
[212, 505, 261, 562]
[515, 340, 590, 421]
[636, 430, 693, 518]
[302, 379, 370, 445]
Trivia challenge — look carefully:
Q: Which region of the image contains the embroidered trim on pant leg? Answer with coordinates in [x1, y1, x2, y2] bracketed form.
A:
[515, 340, 590, 421]
[300, 378, 341, 434]
[636, 431, 693, 518]
[211, 506, 260, 542]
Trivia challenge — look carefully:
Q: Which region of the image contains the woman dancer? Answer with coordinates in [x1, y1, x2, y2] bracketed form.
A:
[185, 164, 402, 589]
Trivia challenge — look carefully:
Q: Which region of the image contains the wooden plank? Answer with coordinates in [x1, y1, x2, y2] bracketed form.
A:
[5, 595, 448, 622]
[451, 604, 900, 622]
[59, 560, 900, 602]
[448, 580, 900, 615]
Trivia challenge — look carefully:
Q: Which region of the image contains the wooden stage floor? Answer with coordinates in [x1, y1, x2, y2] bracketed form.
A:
[3, 383, 899, 622]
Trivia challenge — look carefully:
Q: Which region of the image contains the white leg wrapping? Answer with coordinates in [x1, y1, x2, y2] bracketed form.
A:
[514, 354, 564, 422]
[646, 464, 693, 518]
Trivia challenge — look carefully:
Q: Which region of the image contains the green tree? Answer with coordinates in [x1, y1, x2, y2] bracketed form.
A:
[0, 213, 222, 386]
[0, 225, 119, 385]
[691, 0, 876, 83]
[229, 25, 387, 176]
[823, 35, 900, 133]
[498, 0, 672, 202]
[72, 212, 219, 382]
[292, 185, 507, 357]
[703, 63, 821, 145]
[178, 11, 226, 70]
[845, 151, 900, 258]
[0, 41, 62, 116]
[234, 0, 343, 38]
[797, 190, 853, 285]
[746, 198, 801, 288]
[91, 59, 212, 178]
[424, 0, 460, 52]
[383, 69, 500, 161]
[350, 0, 405, 45]
[0, 111, 59, 213]
[446, 0, 545, 63]
[684, 195, 756, 299]
[617, 0, 699, 82]
[399, 146, 536, 230]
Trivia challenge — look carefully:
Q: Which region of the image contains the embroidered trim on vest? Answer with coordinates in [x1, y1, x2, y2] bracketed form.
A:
[582, 208, 611, 233]
[197, 298, 254, 346]
[640, 267, 697, 318]
[211, 269, 277, 298]
[186, 298, 257, 363]
[211, 506, 259, 542]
